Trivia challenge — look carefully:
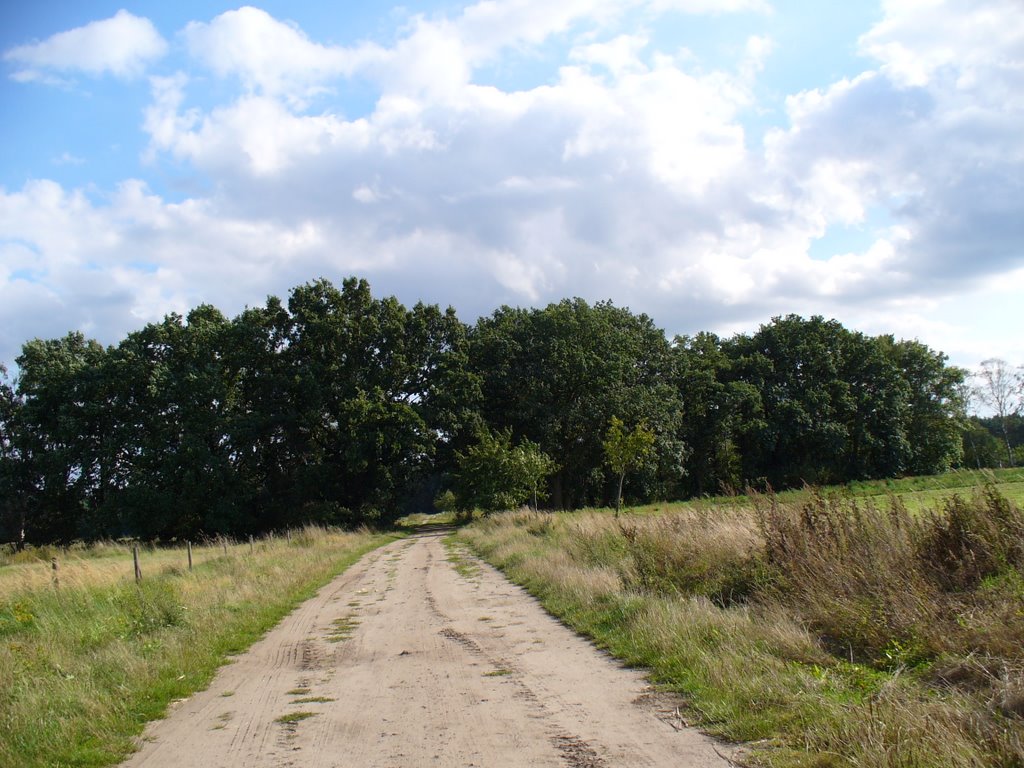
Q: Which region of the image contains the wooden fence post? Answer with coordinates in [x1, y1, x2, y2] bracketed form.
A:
[249, 535, 254, 555]
[51, 557, 59, 589]
[222, 537, 228, 556]
[133, 545, 142, 583]
[187, 541, 193, 572]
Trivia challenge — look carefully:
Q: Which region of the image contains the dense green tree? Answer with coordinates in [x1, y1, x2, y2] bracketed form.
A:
[0, 279, 973, 544]
[0, 365, 29, 547]
[974, 414, 1024, 465]
[839, 332, 910, 480]
[959, 418, 1005, 469]
[452, 428, 555, 515]
[220, 296, 296, 531]
[15, 333, 113, 541]
[106, 306, 238, 539]
[672, 333, 761, 496]
[888, 340, 965, 474]
[726, 316, 856, 486]
[721, 316, 964, 488]
[279, 278, 470, 524]
[469, 299, 683, 508]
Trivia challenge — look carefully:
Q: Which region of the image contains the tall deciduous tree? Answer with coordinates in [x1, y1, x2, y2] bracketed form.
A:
[0, 365, 29, 547]
[453, 428, 555, 515]
[603, 417, 655, 516]
[1, 280, 973, 543]
[107, 305, 237, 539]
[889, 340, 965, 474]
[722, 316, 964, 488]
[15, 333, 111, 541]
[726, 316, 860, 486]
[280, 278, 472, 524]
[672, 332, 760, 497]
[469, 299, 683, 508]
[974, 358, 1023, 466]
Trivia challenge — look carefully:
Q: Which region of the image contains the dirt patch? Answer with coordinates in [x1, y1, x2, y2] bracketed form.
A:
[121, 532, 733, 767]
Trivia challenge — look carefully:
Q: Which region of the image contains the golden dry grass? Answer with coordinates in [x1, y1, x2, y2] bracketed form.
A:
[0, 525, 394, 768]
[459, 487, 1024, 767]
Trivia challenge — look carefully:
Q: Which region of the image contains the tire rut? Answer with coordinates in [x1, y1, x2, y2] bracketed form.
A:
[121, 531, 734, 768]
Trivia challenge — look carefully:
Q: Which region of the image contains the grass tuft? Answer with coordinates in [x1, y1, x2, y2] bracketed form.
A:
[274, 711, 319, 724]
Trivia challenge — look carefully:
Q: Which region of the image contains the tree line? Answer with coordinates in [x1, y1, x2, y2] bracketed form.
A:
[0, 276, 991, 545]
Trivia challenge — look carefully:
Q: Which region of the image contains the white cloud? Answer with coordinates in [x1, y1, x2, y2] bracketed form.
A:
[456, 0, 625, 60]
[571, 34, 650, 77]
[52, 152, 85, 166]
[739, 34, 773, 81]
[647, 0, 771, 13]
[767, 1, 1024, 290]
[3, 0, 1023, 375]
[859, 0, 1024, 96]
[183, 7, 386, 106]
[4, 10, 167, 81]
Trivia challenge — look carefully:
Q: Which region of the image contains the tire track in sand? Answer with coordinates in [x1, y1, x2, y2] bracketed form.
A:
[121, 529, 734, 768]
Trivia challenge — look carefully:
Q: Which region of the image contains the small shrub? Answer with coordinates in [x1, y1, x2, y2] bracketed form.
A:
[433, 489, 458, 514]
[756, 492, 940, 665]
[4, 544, 60, 565]
[916, 485, 1024, 591]
[115, 579, 185, 638]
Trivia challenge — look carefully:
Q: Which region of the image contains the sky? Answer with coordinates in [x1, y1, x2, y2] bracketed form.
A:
[1, 0, 1022, 378]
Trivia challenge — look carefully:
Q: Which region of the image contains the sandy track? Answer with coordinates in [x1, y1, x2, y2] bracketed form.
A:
[122, 529, 733, 768]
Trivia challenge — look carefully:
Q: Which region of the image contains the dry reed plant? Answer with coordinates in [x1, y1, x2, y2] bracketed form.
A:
[459, 484, 1024, 767]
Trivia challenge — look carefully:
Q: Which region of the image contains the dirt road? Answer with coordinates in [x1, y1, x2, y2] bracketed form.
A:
[122, 529, 733, 767]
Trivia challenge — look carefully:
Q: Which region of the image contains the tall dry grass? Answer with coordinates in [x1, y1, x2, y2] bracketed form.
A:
[459, 485, 1024, 767]
[0, 537, 257, 593]
[0, 525, 393, 767]
[756, 488, 1024, 666]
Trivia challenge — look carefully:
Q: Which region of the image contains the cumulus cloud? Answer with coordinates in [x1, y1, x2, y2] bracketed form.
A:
[182, 7, 386, 106]
[765, 0, 1024, 294]
[859, 0, 1024, 94]
[2, 0, 1023, 372]
[4, 10, 167, 82]
[647, 0, 770, 13]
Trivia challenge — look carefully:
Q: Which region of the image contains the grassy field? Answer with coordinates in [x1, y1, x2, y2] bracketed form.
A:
[626, 467, 1024, 517]
[458, 471, 1024, 767]
[0, 526, 397, 768]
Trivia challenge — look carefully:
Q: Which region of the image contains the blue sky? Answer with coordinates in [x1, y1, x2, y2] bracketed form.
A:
[1, 1, 1022, 389]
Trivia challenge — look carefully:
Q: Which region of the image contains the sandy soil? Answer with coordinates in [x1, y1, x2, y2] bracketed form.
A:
[121, 529, 734, 768]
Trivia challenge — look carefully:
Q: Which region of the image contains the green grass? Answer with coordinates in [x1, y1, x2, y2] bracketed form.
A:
[441, 536, 481, 579]
[396, 510, 460, 528]
[274, 711, 319, 724]
[0, 526, 397, 767]
[613, 468, 1024, 518]
[484, 667, 513, 677]
[326, 615, 360, 643]
[459, 473, 1024, 767]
